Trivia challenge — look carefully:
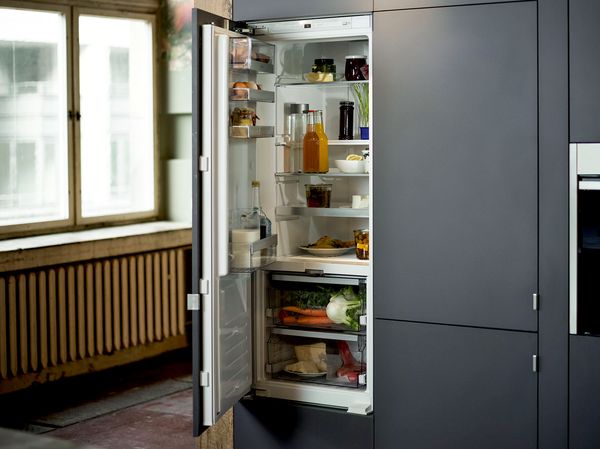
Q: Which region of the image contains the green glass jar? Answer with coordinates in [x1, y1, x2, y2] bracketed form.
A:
[311, 58, 336, 74]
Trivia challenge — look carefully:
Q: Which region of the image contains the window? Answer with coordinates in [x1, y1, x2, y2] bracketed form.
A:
[0, 1, 157, 235]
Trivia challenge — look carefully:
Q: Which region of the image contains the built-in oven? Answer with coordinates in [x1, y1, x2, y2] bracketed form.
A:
[570, 143, 600, 335]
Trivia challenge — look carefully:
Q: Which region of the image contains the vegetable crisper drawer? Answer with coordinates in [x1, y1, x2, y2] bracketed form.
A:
[268, 273, 366, 332]
[266, 330, 366, 389]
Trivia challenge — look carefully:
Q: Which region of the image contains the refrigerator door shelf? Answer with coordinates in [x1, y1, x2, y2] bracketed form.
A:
[230, 36, 275, 73]
[229, 87, 274, 102]
[230, 234, 278, 273]
[230, 125, 274, 139]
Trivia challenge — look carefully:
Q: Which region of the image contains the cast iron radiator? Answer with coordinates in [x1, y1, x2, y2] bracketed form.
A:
[0, 248, 189, 393]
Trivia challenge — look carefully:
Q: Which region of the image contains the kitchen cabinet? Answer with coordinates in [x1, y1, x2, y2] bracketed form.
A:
[374, 0, 522, 11]
[374, 320, 537, 449]
[234, 398, 373, 449]
[570, 0, 600, 142]
[569, 335, 600, 449]
[373, 2, 538, 331]
[233, 0, 372, 22]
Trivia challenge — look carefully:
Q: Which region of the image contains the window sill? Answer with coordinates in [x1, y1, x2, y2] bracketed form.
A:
[0, 221, 192, 273]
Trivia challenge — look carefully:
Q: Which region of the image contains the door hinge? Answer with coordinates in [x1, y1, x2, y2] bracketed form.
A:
[199, 371, 210, 387]
[199, 278, 209, 295]
[187, 293, 200, 311]
[533, 293, 540, 311]
[532, 355, 539, 373]
[199, 156, 209, 172]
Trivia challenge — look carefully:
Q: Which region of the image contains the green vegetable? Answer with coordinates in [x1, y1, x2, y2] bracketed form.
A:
[289, 287, 334, 309]
[326, 287, 363, 330]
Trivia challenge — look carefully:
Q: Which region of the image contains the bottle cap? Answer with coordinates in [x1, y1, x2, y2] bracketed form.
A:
[340, 101, 354, 106]
[252, 181, 260, 188]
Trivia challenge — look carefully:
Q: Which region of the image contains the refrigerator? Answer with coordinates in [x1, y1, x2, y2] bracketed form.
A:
[190, 9, 373, 436]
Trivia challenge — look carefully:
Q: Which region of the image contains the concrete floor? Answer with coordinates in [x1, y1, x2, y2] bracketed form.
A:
[0, 348, 195, 449]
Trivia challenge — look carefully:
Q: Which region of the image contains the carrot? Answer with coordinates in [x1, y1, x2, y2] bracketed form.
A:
[296, 316, 333, 325]
[282, 316, 297, 324]
[282, 306, 327, 317]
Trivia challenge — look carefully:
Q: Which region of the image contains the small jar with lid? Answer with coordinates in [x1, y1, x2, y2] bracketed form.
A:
[312, 58, 336, 74]
[344, 55, 367, 81]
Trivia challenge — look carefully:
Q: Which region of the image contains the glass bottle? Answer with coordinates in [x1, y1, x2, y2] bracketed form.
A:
[314, 110, 329, 173]
[303, 111, 321, 173]
[250, 180, 271, 239]
[339, 101, 354, 140]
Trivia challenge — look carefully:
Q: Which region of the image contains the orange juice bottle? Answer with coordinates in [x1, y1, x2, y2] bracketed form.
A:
[314, 110, 329, 173]
[303, 111, 320, 173]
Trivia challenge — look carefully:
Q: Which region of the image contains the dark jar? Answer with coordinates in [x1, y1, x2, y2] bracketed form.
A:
[344, 55, 367, 81]
[339, 101, 354, 140]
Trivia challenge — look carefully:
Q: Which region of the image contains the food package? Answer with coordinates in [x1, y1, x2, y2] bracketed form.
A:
[294, 342, 327, 372]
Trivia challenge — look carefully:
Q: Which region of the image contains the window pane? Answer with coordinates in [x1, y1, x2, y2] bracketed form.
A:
[79, 15, 155, 218]
[0, 8, 69, 226]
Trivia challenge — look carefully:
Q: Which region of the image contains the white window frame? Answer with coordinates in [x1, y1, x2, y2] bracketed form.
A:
[0, 0, 159, 237]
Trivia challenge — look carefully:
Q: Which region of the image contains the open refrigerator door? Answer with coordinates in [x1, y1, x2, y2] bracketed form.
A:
[191, 10, 372, 435]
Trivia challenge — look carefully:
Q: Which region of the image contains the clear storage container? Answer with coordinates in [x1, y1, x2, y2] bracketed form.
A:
[266, 331, 366, 389]
[230, 37, 275, 73]
[267, 273, 366, 332]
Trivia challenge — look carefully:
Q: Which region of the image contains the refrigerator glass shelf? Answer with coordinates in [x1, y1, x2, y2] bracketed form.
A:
[276, 206, 369, 218]
[275, 79, 369, 88]
[268, 324, 366, 340]
[328, 140, 370, 146]
[275, 172, 369, 180]
[230, 125, 274, 139]
[229, 88, 274, 103]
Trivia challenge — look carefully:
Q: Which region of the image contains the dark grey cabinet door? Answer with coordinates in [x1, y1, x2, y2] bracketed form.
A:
[233, 0, 372, 21]
[375, 320, 537, 449]
[570, 335, 600, 449]
[570, 0, 600, 142]
[373, 3, 538, 331]
[234, 398, 373, 449]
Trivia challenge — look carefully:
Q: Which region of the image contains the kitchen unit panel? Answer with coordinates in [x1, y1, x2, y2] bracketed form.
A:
[373, 3, 538, 330]
[570, 0, 600, 142]
[233, 0, 372, 22]
[374, 0, 522, 11]
[570, 335, 600, 449]
[234, 398, 373, 449]
[374, 320, 537, 449]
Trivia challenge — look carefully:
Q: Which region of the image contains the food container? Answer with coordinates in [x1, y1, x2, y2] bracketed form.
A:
[230, 37, 274, 71]
[311, 58, 336, 74]
[334, 159, 366, 174]
[353, 229, 369, 260]
[345, 56, 367, 81]
[230, 107, 257, 126]
[305, 184, 332, 208]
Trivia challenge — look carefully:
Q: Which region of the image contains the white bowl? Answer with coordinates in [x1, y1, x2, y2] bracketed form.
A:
[334, 159, 366, 174]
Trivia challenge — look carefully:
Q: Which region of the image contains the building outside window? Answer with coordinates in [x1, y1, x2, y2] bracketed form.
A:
[0, 1, 157, 236]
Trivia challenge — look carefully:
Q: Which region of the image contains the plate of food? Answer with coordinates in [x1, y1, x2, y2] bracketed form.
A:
[284, 358, 327, 377]
[299, 235, 355, 257]
[299, 246, 355, 257]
